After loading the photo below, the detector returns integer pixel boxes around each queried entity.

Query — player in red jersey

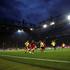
[30,40,36,53]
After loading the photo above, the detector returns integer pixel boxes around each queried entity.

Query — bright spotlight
[17,30,21,33]
[30,28,34,31]
[17,29,24,33]
[43,24,48,28]
[50,22,55,26]
[67,15,70,20]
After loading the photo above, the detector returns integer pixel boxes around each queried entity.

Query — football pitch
[0,48,70,70]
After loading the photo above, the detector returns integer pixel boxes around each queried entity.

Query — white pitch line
[0,55,70,63]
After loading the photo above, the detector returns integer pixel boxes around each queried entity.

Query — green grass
[0,58,50,70]
[0,48,70,70]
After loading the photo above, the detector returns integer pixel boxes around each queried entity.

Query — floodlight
[67,15,70,20]
[30,28,34,31]
[50,22,55,25]
[43,24,48,28]
[17,29,24,33]
[17,29,21,33]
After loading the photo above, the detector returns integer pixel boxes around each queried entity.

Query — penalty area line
[0,55,70,64]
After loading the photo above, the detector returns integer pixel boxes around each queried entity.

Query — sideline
[0,55,70,63]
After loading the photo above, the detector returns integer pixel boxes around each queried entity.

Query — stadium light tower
[43,24,48,28]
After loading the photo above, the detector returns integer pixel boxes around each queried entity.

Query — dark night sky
[0,0,70,24]
[0,0,70,48]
